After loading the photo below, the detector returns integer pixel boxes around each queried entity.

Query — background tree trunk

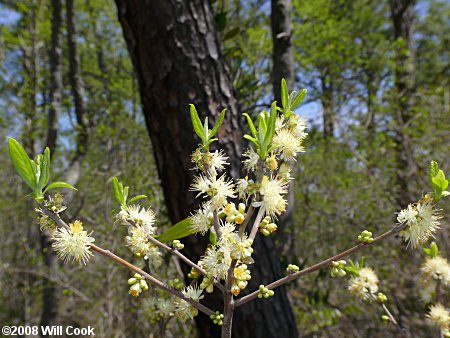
[65,0,89,191]
[115,0,298,337]
[40,0,63,331]
[270,0,296,256]
[390,0,417,205]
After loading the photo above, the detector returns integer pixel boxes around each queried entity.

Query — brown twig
[235,224,406,307]
[39,206,215,316]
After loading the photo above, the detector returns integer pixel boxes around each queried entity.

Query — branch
[249,207,266,241]
[39,206,215,316]
[234,224,406,307]
[143,230,225,292]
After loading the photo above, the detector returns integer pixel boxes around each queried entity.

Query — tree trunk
[270,0,296,256]
[271,0,295,103]
[115,1,298,337]
[390,0,417,205]
[65,0,89,191]
[321,72,335,139]
[40,0,63,331]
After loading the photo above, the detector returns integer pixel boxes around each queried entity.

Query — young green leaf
[7,137,37,190]
[281,78,289,111]
[37,148,50,191]
[209,108,226,139]
[291,89,307,109]
[243,113,257,137]
[157,218,194,242]
[190,104,205,142]
[429,160,439,181]
[128,195,148,204]
[44,181,77,193]
[112,177,125,205]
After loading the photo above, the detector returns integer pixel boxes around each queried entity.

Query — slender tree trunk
[40,0,63,331]
[390,0,417,205]
[271,0,295,102]
[65,0,89,191]
[321,72,335,139]
[270,0,296,256]
[115,1,298,337]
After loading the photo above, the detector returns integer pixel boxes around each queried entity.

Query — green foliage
[423,242,439,258]
[429,161,449,200]
[7,137,76,201]
[243,102,277,160]
[112,177,147,208]
[279,78,307,118]
[190,104,226,150]
[157,218,193,243]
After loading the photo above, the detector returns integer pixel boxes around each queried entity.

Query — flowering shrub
[8,80,450,337]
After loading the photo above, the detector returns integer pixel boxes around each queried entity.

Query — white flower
[347,267,379,301]
[127,205,156,228]
[190,174,236,208]
[230,234,253,261]
[427,303,450,330]
[209,150,228,174]
[421,256,450,286]
[290,115,308,140]
[236,178,249,200]
[126,225,160,260]
[398,200,442,249]
[175,286,204,321]
[52,221,95,265]
[243,147,260,172]
[158,299,175,317]
[189,202,213,235]
[199,246,232,280]
[273,128,304,161]
[219,221,236,244]
[255,176,288,217]
[275,116,286,132]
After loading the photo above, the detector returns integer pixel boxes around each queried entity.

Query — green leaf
[209,230,217,245]
[244,135,258,144]
[224,27,239,41]
[281,78,289,111]
[432,170,448,198]
[112,177,125,205]
[291,89,307,109]
[243,113,257,137]
[190,104,205,142]
[157,218,194,243]
[263,102,278,150]
[38,148,50,191]
[209,109,226,140]
[429,160,439,181]
[44,181,77,193]
[214,12,227,32]
[7,137,37,190]
[128,195,148,204]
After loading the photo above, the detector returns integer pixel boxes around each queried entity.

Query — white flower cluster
[175,285,204,321]
[52,220,95,265]
[347,267,379,302]
[419,255,450,303]
[397,199,442,249]
[116,204,161,266]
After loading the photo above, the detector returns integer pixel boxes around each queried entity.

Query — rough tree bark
[115,0,298,337]
[390,0,417,204]
[40,0,63,331]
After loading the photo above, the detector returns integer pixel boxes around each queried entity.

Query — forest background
[0,0,449,337]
